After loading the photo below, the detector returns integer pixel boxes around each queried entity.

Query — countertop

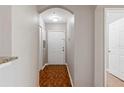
[0,57,18,64]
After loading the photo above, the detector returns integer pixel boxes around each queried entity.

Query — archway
[38,7,75,87]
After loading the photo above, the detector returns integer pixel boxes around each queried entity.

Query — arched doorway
[38,7,75,87]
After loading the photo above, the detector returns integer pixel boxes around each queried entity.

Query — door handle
[108,50,111,53]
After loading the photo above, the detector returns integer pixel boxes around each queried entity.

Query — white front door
[48,31,65,64]
[109,18,124,80]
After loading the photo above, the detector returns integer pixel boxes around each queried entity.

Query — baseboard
[64,63,74,87]
[41,63,48,70]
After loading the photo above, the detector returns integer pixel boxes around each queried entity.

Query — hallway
[39,65,72,87]
[38,7,74,87]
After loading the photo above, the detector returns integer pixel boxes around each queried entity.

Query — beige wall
[37,5,95,87]
[94,6,104,87]
[73,6,95,86]
[0,6,11,56]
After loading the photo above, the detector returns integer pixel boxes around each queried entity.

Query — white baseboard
[64,63,74,87]
[41,63,48,70]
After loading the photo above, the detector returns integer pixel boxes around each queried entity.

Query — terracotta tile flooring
[39,65,72,87]
[106,72,124,87]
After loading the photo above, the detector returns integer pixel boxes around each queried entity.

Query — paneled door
[48,31,65,64]
[109,18,124,80]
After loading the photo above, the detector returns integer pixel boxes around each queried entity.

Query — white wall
[11,6,39,86]
[95,5,124,87]
[37,5,95,87]
[0,60,19,86]
[66,15,75,83]
[0,6,11,56]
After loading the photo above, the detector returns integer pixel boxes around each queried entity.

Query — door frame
[47,30,66,64]
[38,25,43,71]
[104,8,124,87]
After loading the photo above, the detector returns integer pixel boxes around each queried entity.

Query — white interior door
[48,31,65,64]
[109,18,124,80]
[109,22,119,76]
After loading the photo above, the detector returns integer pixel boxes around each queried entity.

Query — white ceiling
[40,8,72,23]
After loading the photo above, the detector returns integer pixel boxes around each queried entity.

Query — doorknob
[108,50,111,53]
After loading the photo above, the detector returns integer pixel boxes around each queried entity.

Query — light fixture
[53,18,58,22]
[49,12,61,22]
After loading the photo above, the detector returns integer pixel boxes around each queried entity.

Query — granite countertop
[0,57,18,64]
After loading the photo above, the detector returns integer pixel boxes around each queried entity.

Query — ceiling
[40,8,72,23]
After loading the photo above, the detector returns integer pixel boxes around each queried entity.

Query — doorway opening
[104,8,124,87]
[38,7,75,87]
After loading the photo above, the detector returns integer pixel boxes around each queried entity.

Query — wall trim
[64,63,74,87]
[41,63,48,70]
